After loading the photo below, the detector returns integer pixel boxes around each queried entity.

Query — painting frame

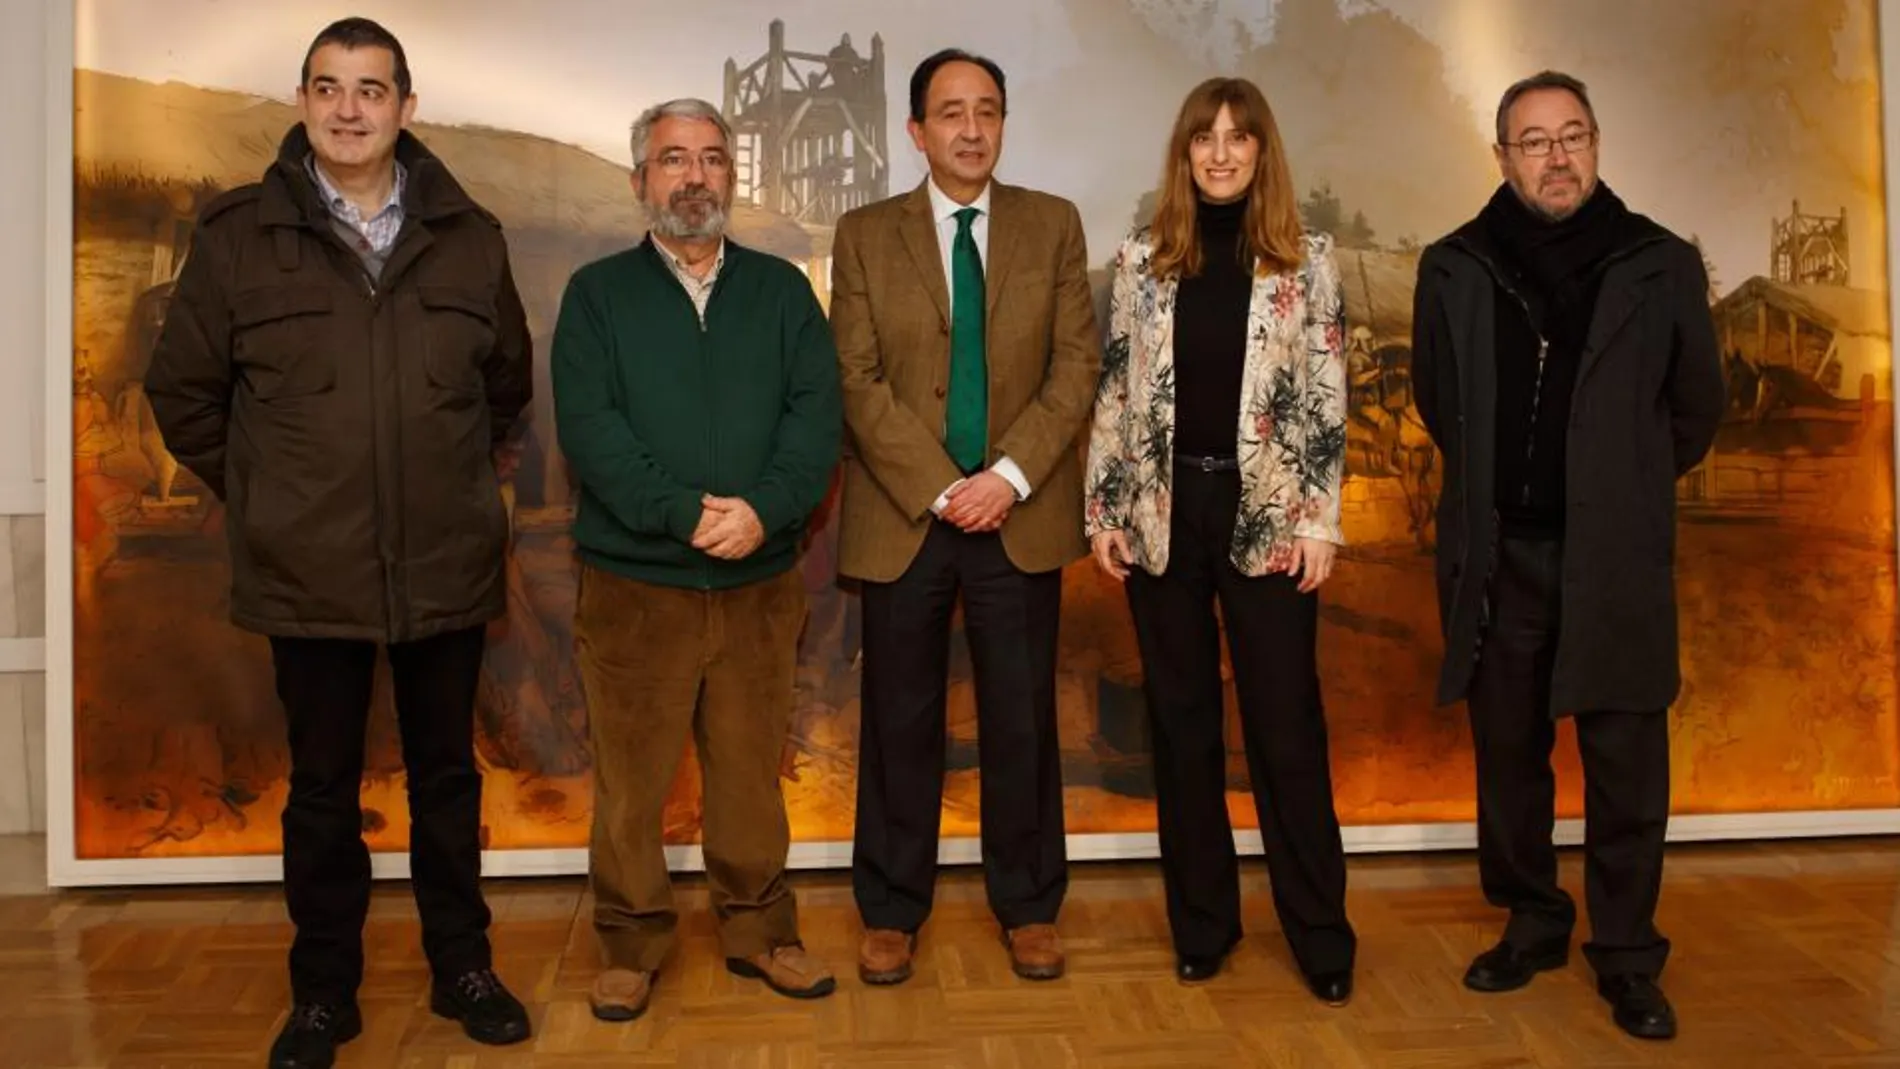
[42,0,1900,888]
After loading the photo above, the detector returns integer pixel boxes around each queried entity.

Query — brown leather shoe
[858,928,917,985]
[589,968,654,1022]
[726,943,838,999]
[1003,924,1065,980]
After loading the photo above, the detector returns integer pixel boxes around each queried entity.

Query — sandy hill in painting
[73,68,813,258]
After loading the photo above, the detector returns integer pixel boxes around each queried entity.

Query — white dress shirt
[923,177,1030,512]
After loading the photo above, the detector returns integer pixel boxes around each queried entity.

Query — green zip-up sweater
[552,237,842,589]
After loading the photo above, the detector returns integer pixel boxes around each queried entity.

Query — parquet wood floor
[3,835,1897,1067]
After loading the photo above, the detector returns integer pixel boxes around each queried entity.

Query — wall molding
[0,481,45,518]
[0,641,45,672]
[0,638,45,674]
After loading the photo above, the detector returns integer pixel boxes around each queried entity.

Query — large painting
[53,0,1900,878]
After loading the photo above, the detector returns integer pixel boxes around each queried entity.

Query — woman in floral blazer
[1083,76,1355,1005]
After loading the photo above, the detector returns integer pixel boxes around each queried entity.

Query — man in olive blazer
[829,47,1100,985]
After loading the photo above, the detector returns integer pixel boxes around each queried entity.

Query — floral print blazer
[1084,227,1349,577]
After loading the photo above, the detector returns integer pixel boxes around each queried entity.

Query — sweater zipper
[699,313,713,590]
[650,238,728,591]
[1519,331,1550,508]
[699,267,727,591]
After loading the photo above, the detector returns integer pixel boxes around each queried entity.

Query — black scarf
[1477,181,1630,340]
[1475,181,1633,539]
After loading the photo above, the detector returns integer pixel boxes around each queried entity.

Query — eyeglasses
[1502,128,1597,157]
[644,150,732,176]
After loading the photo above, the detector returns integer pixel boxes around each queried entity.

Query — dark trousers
[1467,537,1672,977]
[853,521,1067,931]
[1123,465,1355,974]
[270,625,493,1004]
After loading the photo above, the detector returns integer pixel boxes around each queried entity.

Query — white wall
[0,0,52,835]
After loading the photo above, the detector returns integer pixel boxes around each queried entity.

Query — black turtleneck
[1173,197,1252,459]
[1477,183,1633,538]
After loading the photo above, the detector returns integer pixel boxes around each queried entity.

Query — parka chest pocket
[419,285,496,398]
[232,287,337,400]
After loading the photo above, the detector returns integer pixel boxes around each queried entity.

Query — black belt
[1174,451,1239,472]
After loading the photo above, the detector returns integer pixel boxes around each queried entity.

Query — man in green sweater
[551,97,843,1021]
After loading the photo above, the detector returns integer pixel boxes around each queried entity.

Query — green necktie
[946,206,988,473]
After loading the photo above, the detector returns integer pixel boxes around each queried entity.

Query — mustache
[650,184,729,239]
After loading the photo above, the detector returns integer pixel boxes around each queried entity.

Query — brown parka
[144,125,532,643]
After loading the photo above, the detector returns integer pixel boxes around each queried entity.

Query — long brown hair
[1148,77,1304,280]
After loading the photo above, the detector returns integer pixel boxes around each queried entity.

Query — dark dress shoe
[431,968,532,1046]
[1303,968,1353,1006]
[1463,938,1569,993]
[1175,952,1226,983]
[1598,974,1677,1040]
[268,1002,361,1069]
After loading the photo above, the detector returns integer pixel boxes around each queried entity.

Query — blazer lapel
[984,184,1021,323]
[1234,269,1273,442]
[899,184,951,326]
[1151,272,1180,396]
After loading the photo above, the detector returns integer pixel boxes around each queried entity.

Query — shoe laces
[289,1003,339,1032]
[455,968,504,1003]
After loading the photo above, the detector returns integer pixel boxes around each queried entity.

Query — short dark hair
[908,48,1007,124]
[301,17,412,100]
[1494,70,1594,144]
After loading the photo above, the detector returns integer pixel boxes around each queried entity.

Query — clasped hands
[691,494,765,560]
[937,471,1017,533]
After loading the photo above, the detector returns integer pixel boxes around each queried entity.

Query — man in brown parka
[143,18,533,1069]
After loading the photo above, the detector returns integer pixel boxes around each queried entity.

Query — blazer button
[939,321,950,335]
[934,385,948,399]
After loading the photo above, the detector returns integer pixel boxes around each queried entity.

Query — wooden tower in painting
[1771,200,1851,286]
[722,20,889,228]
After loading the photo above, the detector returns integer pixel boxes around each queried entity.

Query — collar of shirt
[305,154,406,231]
[655,237,726,288]
[926,176,992,229]
[927,177,991,304]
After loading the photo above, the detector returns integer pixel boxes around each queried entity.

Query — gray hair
[1494,70,1596,145]
[629,97,733,170]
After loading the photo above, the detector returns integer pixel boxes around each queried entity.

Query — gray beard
[648,197,729,240]
[1517,176,1597,222]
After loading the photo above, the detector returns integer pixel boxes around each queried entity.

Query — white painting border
[44,0,1900,887]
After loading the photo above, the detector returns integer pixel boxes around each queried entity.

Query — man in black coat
[1410,70,1725,1041]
